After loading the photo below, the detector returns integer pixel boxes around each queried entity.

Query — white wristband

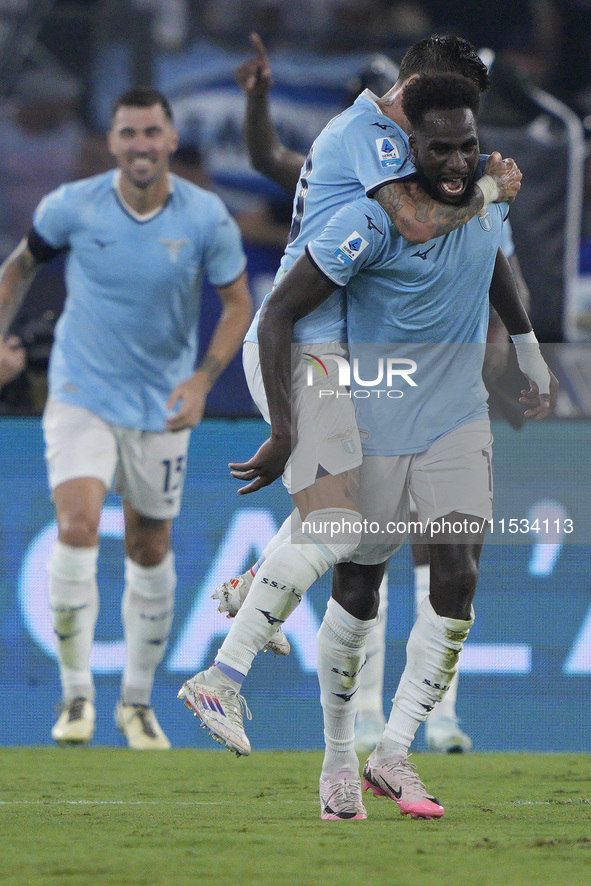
[510,331,551,395]
[476,175,500,214]
[510,331,538,345]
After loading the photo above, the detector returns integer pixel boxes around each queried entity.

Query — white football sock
[262,510,301,560]
[48,540,99,703]
[214,545,327,677]
[319,597,378,776]
[357,572,388,722]
[121,552,176,705]
[414,562,460,722]
[429,665,460,720]
[232,508,302,592]
[237,511,302,587]
[214,508,362,679]
[376,597,473,759]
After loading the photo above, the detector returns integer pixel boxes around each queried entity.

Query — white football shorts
[242,340,362,495]
[352,419,494,564]
[43,400,191,519]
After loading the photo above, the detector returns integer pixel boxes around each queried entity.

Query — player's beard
[414,160,478,207]
[125,153,166,190]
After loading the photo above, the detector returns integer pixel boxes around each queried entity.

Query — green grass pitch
[0,749,589,886]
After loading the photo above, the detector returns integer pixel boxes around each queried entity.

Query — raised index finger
[249,32,269,66]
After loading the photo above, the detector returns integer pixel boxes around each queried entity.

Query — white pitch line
[2,799,581,809]
[512,800,588,806]
[0,799,230,806]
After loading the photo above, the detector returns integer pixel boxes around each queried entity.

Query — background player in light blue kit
[0,86,253,749]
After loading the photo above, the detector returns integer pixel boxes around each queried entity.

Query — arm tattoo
[375,184,408,232]
[197,353,224,386]
[376,181,485,239]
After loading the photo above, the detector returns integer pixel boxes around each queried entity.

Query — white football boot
[178,671,252,756]
[320,771,367,820]
[115,702,171,750]
[52,697,96,746]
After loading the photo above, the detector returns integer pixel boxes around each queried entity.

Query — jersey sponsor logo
[478,211,493,232]
[334,231,369,265]
[371,121,391,131]
[365,215,384,235]
[411,243,437,261]
[376,136,401,168]
[160,238,190,263]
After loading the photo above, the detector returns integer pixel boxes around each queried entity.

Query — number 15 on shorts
[162,456,186,493]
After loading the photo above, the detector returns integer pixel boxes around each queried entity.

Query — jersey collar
[356,89,384,114]
[112,170,174,222]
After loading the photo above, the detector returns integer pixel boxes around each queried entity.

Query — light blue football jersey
[33,171,246,431]
[245,90,416,345]
[307,192,507,454]
[500,216,515,259]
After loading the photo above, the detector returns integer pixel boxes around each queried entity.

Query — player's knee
[57,511,101,548]
[332,561,383,620]
[127,539,170,568]
[430,556,478,619]
[125,517,170,567]
[435,558,479,595]
[299,508,363,565]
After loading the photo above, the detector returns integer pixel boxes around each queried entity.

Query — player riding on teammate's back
[177,37,547,819]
